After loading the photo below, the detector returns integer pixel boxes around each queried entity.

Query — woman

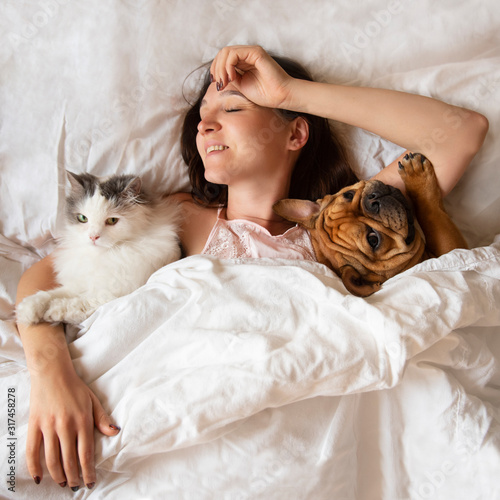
[16,45,488,490]
[176,49,358,260]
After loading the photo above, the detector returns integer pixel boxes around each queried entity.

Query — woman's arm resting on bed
[16,255,119,490]
[210,45,489,196]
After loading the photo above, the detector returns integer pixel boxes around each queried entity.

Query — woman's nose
[197,114,220,134]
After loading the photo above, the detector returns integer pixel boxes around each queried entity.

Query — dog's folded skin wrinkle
[405,222,416,245]
[274,153,466,296]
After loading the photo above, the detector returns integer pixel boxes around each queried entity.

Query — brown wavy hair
[181,55,358,205]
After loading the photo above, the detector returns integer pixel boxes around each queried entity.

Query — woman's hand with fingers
[27,370,119,491]
[210,45,295,109]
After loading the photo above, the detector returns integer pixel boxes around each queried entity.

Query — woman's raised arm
[283,79,488,195]
[210,45,489,196]
[16,255,119,491]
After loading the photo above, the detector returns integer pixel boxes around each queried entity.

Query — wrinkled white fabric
[1,240,500,499]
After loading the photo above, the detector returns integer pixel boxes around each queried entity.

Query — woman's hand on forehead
[210,45,294,110]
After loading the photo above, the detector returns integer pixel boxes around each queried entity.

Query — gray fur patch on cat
[65,172,147,223]
[99,175,147,207]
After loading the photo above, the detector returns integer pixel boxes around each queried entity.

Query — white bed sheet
[1,1,500,499]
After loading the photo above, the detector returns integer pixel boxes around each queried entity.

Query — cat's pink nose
[90,235,100,243]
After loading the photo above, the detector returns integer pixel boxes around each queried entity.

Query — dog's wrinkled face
[274,180,426,296]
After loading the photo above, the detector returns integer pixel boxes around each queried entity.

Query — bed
[1,1,500,498]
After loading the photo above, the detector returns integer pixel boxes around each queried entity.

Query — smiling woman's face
[196,82,296,188]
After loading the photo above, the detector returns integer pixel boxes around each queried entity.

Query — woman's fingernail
[87,482,96,489]
[33,476,41,485]
[219,79,223,91]
[109,424,121,431]
[59,481,67,487]
[209,73,214,83]
[71,485,80,492]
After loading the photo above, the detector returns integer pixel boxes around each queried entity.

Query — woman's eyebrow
[220,89,249,100]
[200,90,251,108]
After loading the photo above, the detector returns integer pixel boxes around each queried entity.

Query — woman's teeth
[207,145,228,154]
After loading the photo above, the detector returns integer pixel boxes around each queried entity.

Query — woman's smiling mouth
[206,145,229,154]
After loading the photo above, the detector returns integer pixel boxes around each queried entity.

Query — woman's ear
[288,117,309,151]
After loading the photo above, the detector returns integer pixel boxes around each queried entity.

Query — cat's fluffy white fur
[16,172,182,325]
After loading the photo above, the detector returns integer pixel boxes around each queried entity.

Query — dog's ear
[273,199,321,229]
[340,266,382,297]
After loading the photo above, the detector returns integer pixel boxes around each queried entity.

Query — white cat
[16,172,182,325]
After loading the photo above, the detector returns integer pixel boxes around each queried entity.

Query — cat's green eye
[77,214,88,223]
[106,217,119,226]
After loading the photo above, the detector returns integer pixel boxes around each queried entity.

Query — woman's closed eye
[224,108,241,113]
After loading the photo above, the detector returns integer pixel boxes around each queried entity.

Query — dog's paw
[398,152,441,202]
[43,297,95,325]
[16,291,52,325]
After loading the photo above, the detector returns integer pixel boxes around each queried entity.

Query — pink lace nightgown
[202,207,316,261]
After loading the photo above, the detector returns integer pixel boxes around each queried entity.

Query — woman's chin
[204,170,231,186]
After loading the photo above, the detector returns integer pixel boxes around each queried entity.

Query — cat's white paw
[16,291,52,325]
[43,297,96,325]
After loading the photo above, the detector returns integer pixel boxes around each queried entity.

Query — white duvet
[2,240,500,499]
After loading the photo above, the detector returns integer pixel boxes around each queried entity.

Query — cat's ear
[125,177,142,197]
[67,171,85,192]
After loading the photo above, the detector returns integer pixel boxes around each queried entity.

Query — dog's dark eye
[367,228,380,249]
[343,190,355,201]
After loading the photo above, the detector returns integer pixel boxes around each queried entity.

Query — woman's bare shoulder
[167,192,214,217]
[167,192,219,256]
[167,192,194,203]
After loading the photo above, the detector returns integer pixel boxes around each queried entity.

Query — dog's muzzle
[362,181,416,244]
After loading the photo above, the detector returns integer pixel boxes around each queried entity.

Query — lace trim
[202,209,316,260]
